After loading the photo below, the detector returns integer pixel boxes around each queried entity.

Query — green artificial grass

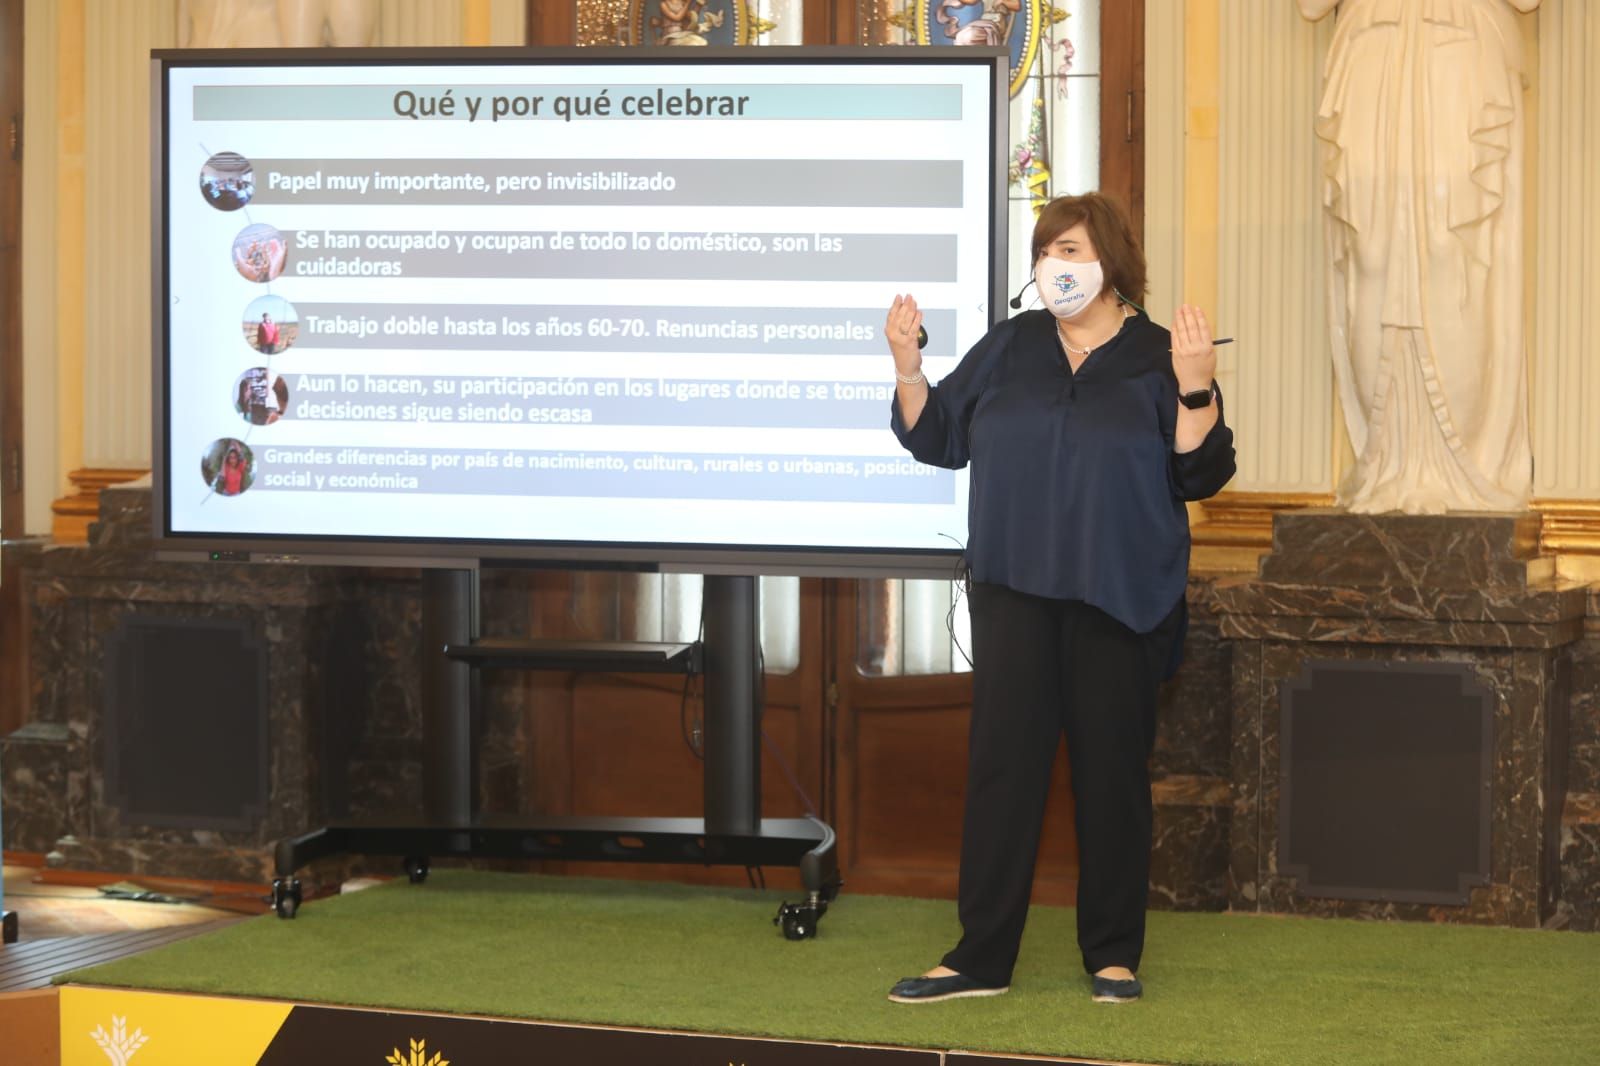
[63,870,1600,1066]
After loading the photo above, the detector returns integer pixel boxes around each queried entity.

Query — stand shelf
[443,637,702,674]
[272,571,840,939]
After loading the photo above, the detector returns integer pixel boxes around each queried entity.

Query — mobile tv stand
[271,571,841,940]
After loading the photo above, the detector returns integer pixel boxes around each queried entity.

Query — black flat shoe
[1091,974,1142,1003]
[888,972,1009,1004]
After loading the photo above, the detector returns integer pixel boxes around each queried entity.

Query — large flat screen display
[155,48,1008,573]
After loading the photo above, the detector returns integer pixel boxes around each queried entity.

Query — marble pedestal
[1560,587,1600,933]
[0,484,540,884]
[1212,511,1587,927]
[1,485,347,882]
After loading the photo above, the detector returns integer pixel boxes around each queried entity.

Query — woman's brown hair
[1030,193,1148,308]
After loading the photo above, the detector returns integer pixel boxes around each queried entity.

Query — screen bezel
[151,46,1009,576]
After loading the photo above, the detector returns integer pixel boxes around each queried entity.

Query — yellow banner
[61,987,292,1066]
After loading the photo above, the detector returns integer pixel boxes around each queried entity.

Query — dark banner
[61,987,1119,1066]
[258,1005,941,1066]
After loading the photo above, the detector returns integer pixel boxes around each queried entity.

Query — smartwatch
[1179,382,1216,410]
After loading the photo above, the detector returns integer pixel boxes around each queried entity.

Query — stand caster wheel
[403,856,430,884]
[271,877,302,919]
[773,896,826,940]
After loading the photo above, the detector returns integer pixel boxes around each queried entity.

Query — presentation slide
[162,54,1002,562]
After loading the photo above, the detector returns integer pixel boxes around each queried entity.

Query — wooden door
[504,573,828,891]
[0,0,25,737]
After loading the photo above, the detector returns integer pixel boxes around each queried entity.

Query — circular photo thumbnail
[202,438,255,497]
[200,151,254,211]
[233,367,290,426]
[242,294,298,354]
[232,222,287,283]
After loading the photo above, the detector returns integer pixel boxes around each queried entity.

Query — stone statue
[1298,0,1538,514]
[178,0,379,48]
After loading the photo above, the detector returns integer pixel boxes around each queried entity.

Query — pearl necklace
[1058,305,1132,357]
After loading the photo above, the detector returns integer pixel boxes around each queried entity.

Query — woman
[883,193,1235,1005]
[236,367,285,426]
[214,445,248,496]
[256,312,281,355]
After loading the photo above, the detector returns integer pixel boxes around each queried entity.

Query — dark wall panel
[103,615,269,831]
[1280,660,1493,904]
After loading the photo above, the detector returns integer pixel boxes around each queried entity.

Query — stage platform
[48,871,1600,1066]
[57,985,1144,1066]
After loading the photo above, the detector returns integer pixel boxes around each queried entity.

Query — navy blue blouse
[890,309,1236,636]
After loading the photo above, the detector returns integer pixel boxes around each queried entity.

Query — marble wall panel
[74,597,335,857]
[86,485,152,548]
[1212,580,1587,631]
[1559,821,1599,932]
[1259,512,1540,588]
[340,575,425,821]
[1227,639,1263,910]
[3,486,364,876]
[1155,604,1233,780]
[1504,650,1550,909]
[27,572,84,728]
[344,756,425,822]
[1543,653,1572,921]
[1239,641,1558,926]
[1573,678,1600,749]
[49,833,274,886]
[1217,611,1581,650]
[0,723,71,852]
[1149,801,1229,911]
[8,538,552,877]
[314,597,370,821]
[479,570,540,817]
[1556,614,1595,932]
[1571,746,1600,804]
[1254,641,1292,900]
[1250,882,1521,924]
[1567,634,1600,795]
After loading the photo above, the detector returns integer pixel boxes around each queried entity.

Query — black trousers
[941,582,1178,986]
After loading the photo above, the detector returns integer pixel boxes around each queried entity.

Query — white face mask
[1034,256,1104,320]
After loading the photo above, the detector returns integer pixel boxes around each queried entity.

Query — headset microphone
[1008,277,1036,309]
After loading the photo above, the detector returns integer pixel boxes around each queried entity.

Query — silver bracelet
[895,368,925,386]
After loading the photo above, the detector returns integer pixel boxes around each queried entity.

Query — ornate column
[82,0,178,471]
[1529,0,1600,930]
[1530,0,1600,578]
[1143,0,1183,323]
[44,0,179,541]
[375,0,460,44]
[1216,0,1331,495]
[20,0,64,536]
[1189,1,1336,569]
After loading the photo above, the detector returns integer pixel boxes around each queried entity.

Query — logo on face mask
[1034,255,1104,319]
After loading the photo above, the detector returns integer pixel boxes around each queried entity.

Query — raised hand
[1171,304,1217,394]
[884,294,925,380]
